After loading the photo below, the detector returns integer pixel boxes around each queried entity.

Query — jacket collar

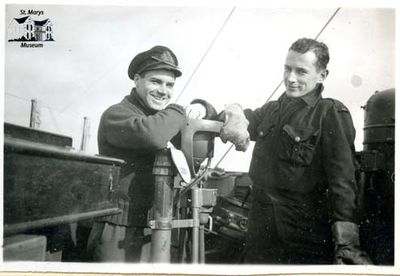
[126,88,158,115]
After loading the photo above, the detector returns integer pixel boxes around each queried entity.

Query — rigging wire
[58,8,187,114]
[265,7,341,105]
[174,7,236,103]
[214,7,341,168]
[7,8,188,133]
[5,92,84,121]
[42,106,62,132]
[5,92,31,102]
[214,143,235,169]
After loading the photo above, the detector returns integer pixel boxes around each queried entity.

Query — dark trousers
[243,198,332,264]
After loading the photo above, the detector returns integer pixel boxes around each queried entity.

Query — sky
[3,3,396,172]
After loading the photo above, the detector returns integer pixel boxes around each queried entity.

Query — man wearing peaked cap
[86,45,217,262]
[128,45,182,79]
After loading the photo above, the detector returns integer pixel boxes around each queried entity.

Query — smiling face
[134,70,176,110]
[283,50,328,98]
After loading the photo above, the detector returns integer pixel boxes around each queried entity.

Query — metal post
[72,116,91,248]
[80,117,90,151]
[191,187,201,263]
[29,99,41,129]
[199,225,205,263]
[150,149,175,263]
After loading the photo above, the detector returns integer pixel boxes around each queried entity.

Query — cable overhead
[58,8,185,114]
[174,7,236,103]
[215,7,341,167]
[5,92,83,120]
[264,7,341,104]
[5,92,31,102]
[314,8,341,40]
[48,7,236,119]
[214,143,235,169]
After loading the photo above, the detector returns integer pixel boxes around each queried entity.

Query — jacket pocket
[279,124,320,166]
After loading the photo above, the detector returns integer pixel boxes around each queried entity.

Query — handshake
[185,102,250,152]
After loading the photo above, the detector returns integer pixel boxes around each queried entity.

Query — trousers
[244,197,332,264]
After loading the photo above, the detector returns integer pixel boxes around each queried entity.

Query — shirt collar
[280,84,323,107]
[302,84,323,107]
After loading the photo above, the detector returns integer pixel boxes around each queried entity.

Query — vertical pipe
[151,149,175,263]
[191,187,200,263]
[199,225,205,263]
[177,204,187,262]
[29,98,41,129]
[80,116,90,151]
[178,228,187,262]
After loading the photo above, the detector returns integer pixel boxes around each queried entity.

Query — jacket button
[294,136,301,142]
[259,131,264,137]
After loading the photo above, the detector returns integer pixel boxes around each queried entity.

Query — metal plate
[169,143,191,184]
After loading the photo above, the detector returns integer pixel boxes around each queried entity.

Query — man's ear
[318,69,329,83]
[133,73,141,86]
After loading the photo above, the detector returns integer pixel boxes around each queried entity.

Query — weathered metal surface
[359,88,395,265]
[5,122,73,147]
[180,119,222,176]
[4,208,121,236]
[363,88,395,145]
[3,234,47,261]
[204,171,251,242]
[150,149,175,263]
[4,136,124,235]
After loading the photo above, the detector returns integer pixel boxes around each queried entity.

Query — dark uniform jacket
[244,84,359,253]
[97,88,187,227]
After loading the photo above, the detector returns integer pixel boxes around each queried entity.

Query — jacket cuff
[332,221,360,246]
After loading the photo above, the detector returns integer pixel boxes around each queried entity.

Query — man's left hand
[185,103,207,119]
[332,221,373,265]
[334,245,373,265]
[220,103,250,152]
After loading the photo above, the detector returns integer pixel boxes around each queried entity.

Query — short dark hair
[289,38,330,71]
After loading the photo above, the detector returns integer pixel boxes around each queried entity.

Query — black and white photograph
[1,1,397,275]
